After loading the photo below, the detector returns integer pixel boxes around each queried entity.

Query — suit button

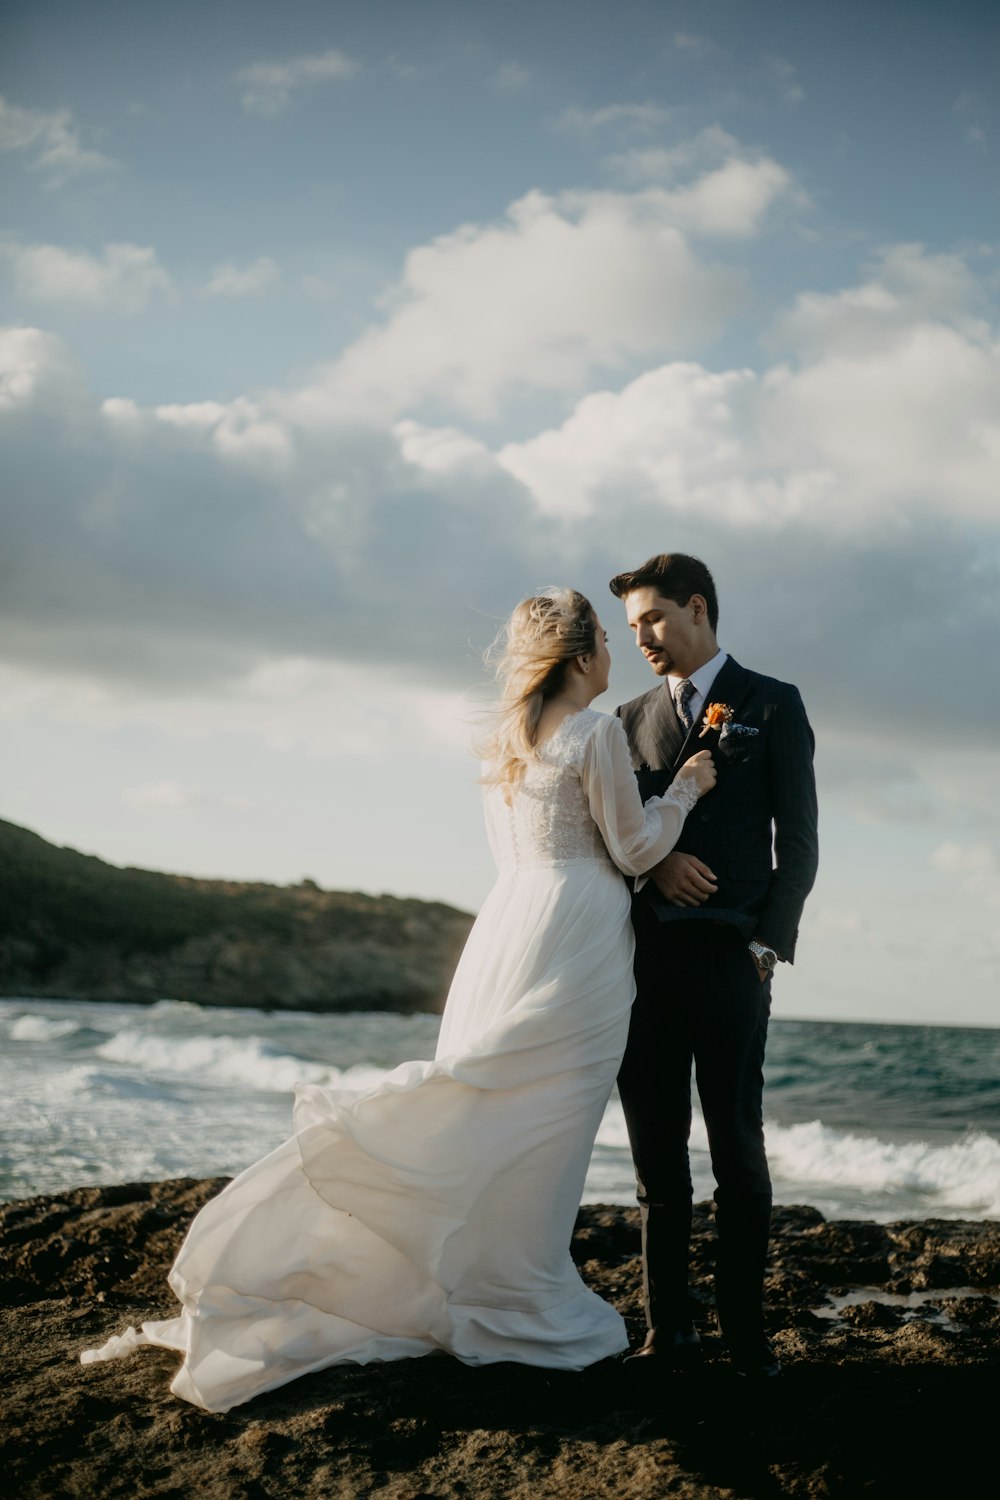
[699,812,710,822]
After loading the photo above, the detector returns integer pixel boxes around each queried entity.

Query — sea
[2,997,998,1223]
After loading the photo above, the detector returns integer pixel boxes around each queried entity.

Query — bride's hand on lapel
[677,748,716,797]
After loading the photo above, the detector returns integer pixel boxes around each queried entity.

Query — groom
[609,553,818,1378]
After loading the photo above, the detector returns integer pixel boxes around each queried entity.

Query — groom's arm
[754,684,819,963]
[614,701,718,905]
[646,851,718,906]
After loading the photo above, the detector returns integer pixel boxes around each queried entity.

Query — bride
[81,588,715,1412]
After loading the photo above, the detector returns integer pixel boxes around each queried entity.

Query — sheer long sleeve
[580,714,699,877]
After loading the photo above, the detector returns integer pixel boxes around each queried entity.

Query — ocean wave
[595,1097,712,1154]
[94,1029,389,1096]
[53,1064,105,1096]
[9,1014,80,1042]
[51,1064,177,1102]
[765,1119,1000,1218]
[595,1104,1000,1217]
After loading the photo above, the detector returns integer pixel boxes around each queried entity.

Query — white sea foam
[763,1118,1000,1218]
[5,1000,999,1223]
[595,1102,1000,1217]
[52,1064,103,1096]
[595,1096,711,1154]
[95,1029,388,1096]
[9,1014,80,1042]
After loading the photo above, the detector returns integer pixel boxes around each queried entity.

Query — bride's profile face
[590,617,612,696]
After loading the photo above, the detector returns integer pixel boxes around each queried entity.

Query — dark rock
[2,1182,998,1499]
[770,1204,827,1232]
[841,1299,903,1329]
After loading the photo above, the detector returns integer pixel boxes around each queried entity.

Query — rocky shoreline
[3,1179,998,1499]
[0,816,473,1013]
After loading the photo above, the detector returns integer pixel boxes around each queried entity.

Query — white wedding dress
[81,709,698,1412]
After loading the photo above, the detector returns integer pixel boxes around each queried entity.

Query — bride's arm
[580,716,711,877]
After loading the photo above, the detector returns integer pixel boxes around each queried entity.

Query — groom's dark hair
[608,553,719,631]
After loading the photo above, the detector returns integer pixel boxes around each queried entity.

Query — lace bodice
[484,708,699,876]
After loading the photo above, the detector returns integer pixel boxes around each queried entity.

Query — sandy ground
[2,1177,998,1499]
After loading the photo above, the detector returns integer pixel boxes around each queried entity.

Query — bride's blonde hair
[480,587,598,791]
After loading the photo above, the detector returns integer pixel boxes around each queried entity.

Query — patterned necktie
[673,678,696,732]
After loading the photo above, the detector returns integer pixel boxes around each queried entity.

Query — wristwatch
[748,940,778,974]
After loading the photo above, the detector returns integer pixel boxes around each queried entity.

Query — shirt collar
[667,649,728,701]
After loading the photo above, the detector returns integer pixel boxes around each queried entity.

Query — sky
[1,0,998,1026]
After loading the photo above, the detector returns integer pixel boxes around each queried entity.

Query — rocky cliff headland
[0,817,473,1013]
[2,1180,998,1498]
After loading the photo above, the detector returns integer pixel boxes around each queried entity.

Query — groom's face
[623,587,700,678]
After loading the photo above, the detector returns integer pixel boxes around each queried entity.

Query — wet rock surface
[2,1180,998,1498]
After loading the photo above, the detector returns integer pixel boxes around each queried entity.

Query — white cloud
[481,242,1000,534]
[385,55,422,80]
[2,240,170,311]
[670,33,719,57]
[556,102,670,134]
[0,95,117,182]
[659,42,807,120]
[490,62,531,93]
[764,54,805,106]
[0,325,81,410]
[932,844,1000,911]
[1,658,476,762]
[498,362,761,519]
[650,156,796,236]
[282,139,795,423]
[151,400,229,429]
[2,229,998,751]
[238,49,359,118]
[763,248,1000,524]
[122,779,192,809]
[204,256,280,298]
[954,91,990,148]
[148,395,293,468]
[604,129,803,234]
[774,243,986,355]
[285,181,756,422]
[394,419,494,477]
[605,125,742,184]
[117,778,251,813]
[764,323,1000,523]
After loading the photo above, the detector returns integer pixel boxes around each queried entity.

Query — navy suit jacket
[616,656,818,962]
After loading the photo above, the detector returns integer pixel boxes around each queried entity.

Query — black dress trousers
[617,909,773,1342]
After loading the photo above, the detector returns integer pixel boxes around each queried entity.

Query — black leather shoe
[623,1327,701,1366]
[729,1338,781,1378]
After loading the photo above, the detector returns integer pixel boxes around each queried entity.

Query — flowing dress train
[81,708,698,1411]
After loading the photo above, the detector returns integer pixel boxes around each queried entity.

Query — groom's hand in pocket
[650,851,718,907]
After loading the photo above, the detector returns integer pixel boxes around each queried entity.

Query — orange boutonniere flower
[699,702,734,738]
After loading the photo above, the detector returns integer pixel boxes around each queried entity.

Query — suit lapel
[670,656,753,771]
[642,683,685,769]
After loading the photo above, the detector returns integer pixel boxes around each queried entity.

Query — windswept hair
[480,588,598,793]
